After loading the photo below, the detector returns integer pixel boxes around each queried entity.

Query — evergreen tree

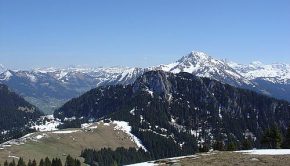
[226,141,237,151]
[199,143,210,152]
[31,160,37,166]
[213,141,224,151]
[242,137,253,150]
[261,125,282,149]
[65,155,75,166]
[282,124,290,149]
[17,158,26,166]
[31,159,37,166]
[44,157,51,166]
[39,159,44,166]
[51,158,62,166]
[27,160,32,166]
[4,161,8,166]
[9,160,16,166]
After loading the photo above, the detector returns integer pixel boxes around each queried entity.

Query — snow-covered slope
[228,61,290,101]
[228,61,290,84]
[0,64,6,73]
[154,52,253,87]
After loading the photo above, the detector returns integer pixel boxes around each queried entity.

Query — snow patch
[52,130,80,134]
[112,121,147,152]
[30,115,61,132]
[126,162,157,166]
[236,149,290,155]
[130,108,136,116]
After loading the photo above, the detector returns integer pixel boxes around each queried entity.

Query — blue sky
[0,0,289,69]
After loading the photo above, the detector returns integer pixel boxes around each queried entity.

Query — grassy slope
[151,151,290,166]
[0,123,136,165]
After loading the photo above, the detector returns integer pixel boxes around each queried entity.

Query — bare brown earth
[152,151,290,166]
[0,123,136,165]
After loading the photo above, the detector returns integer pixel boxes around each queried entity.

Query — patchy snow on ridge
[0,133,47,147]
[228,61,290,84]
[112,121,147,152]
[30,115,61,132]
[52,130,80,134]
[236,149,290,155]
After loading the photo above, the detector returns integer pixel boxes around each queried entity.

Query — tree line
[0,156,81,166]
[81,147,151,166]
[209,124,290,151]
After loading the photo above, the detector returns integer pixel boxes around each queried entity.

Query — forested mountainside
[55,70,290,159]
[0,84,43,143]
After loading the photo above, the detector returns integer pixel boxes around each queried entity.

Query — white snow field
[236,149,290,155]
[112,121,147,151]
[126,162,157,166]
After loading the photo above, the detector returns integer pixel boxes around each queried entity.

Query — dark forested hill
[54,70,290,159]
[0,84,43,143]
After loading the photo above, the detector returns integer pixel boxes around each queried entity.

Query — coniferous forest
[54,71,290,165]
[0,84,43,143]
[0,156,80,166]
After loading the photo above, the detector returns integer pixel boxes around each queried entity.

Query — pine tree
[261,125,282,149]
[242,137,253,150]
[27,160,32,166]
[9,160,16,166]
[213,141,224,151]
[282,124,290,149]
[199,143,210,152]
[17,158,26,166]
[31,160,37,166]
[39,159,44,166]
[226,141,237,151]
[65,155,74,166]
[4,161,8,166]
[44,157,51,166]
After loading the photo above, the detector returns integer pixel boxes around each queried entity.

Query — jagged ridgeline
[54,71,290,158]
[0,84,43,143]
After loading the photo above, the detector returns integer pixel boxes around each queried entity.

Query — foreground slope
[0,84,43,143]
[129,150,290,166]
[0,122,137,164]
[55,70,290,159]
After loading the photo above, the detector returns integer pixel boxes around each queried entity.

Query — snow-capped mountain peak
[178,51,210,64]
[155,51,252,87]
[0,70,13,81]
[0,64,6,74]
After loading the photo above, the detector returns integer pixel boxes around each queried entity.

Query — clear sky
[0,0,289,69]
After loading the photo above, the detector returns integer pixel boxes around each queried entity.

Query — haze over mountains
[1,51,290,114]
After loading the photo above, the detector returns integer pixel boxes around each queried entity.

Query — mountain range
[54,70,290,159]
[1,51,290,114]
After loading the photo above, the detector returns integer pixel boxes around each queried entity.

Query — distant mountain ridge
[1,51,290,113]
